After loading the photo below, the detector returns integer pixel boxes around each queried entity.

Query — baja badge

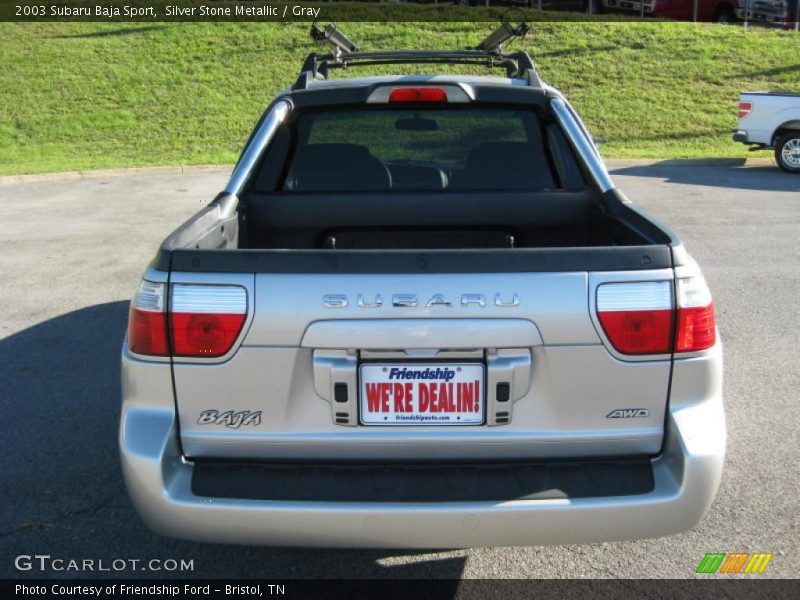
[196,410,262,429]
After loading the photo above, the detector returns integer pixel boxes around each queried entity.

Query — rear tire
[714,6,736,24]
[775,132,800,174]
[582,0,604,14]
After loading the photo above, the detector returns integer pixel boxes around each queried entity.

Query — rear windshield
[251,107,584,193]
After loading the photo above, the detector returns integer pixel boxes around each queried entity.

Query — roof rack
[293,21,542,91]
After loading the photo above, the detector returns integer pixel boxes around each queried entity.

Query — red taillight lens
[738,101,752,119]
[128,281,169,356]
[128,308,169,356]
[598,309,674,355]
[596,281,674,355]
[675,277,716,352]
[169,284,247,358]
[171,312,246,357]
[676,305,716,352]
[388,87,448,104]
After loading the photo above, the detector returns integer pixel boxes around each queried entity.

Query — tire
[582,0,604,14]
[714,6,736,23]
[775,132,800,174]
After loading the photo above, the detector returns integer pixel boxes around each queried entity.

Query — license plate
[359,363,485,426]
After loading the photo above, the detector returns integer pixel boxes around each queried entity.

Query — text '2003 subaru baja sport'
[120,24,725,548]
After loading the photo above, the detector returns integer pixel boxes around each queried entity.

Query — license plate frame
[358,362,486,426]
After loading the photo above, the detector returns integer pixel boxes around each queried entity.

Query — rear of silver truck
[119,77,725,548]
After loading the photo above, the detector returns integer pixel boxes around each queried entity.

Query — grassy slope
[0,19,798,175]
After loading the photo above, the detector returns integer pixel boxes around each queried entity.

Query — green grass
[1,17,798,175]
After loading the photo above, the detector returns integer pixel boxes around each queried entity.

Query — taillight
[170,284,247,357]
[597,282,674,355]
[388,87,448,104]
[127,281,247,358]
[675,277,716,352]
[596,278,717,356]
[738,101,752,119]
[128,281,169,356]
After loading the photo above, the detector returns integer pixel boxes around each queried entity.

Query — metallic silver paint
[119,342,725,547]
[300,319,542,350]
[169,343,670,460]
[247,273,596,347]
[550,98,614,193]
[225,100,291,196]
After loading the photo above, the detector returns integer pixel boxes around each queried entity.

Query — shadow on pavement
[609,162,799,192]
[0,301,129,533]
[0,302,468,579]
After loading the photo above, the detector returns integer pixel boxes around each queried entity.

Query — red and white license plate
[359,363,485,426]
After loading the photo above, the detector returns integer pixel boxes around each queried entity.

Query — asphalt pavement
[0,163,798,579]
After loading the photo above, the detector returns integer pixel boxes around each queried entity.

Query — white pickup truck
[733,91,800,173]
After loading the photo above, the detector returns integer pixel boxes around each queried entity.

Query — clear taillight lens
[169,284,247,357]
[128,281,169,356]
[675,277,716,352]
[597,281,674,355]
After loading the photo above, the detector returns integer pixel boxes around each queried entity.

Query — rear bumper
[732,129,749,144]
[120,382,725,548]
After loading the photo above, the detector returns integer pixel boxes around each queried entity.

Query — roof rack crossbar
[292,50,539,91]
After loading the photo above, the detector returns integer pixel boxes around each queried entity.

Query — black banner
[3,0,786,23]
[4,579,800,600]
[5,1,577,23]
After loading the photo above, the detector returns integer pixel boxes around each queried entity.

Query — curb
[0,157,777,185]
[605,157,776,168]
[0,164,232,185]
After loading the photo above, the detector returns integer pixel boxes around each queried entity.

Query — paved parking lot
[0,163,797,578]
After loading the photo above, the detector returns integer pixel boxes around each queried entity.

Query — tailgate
[170,269,675,461]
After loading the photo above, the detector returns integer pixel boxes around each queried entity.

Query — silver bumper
[120,350,725,548]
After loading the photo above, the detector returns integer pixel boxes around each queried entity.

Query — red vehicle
[596,0,740,22]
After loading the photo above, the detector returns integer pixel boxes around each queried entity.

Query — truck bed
[155,187,677,274]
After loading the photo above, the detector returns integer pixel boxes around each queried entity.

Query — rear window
[252,107,584,193]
